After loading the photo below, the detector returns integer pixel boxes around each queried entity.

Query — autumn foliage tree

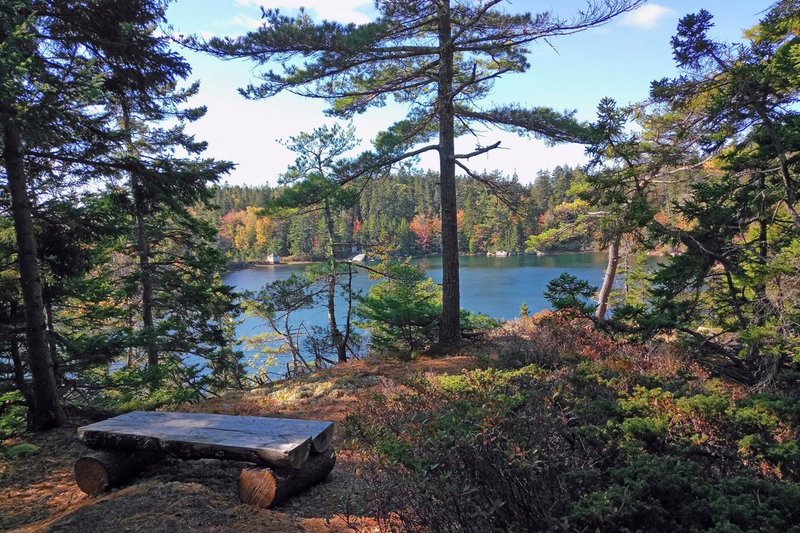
[409,213,442,255]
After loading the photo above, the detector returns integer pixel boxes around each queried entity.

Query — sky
[164,1,775,186]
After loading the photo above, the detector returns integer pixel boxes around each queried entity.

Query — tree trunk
[1,112,65,431]
[342,263,355,359]
[595,234,621,321]
[122,106,158,371]
[9,303,33,407]
[74,450,162,496]
[239,449,336,508]
[747,174,770,365]
[133,179,157,369]
[323,201,346,362]
[437,0,460,347]
[45,297,59,377]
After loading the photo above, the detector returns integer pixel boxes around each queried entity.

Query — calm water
[223,253,612,376]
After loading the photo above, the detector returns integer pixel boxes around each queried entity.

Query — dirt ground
[0,355,482,532]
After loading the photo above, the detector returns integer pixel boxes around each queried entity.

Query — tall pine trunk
[132,177,157,369]
[122,106,158,371]
[747,173,770,366]
[437,0,460,346]
[1,113,64,430]
[323,201,346,362]
[595,235,621,321]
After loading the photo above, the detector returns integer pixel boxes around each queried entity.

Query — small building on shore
[266,253,281,264]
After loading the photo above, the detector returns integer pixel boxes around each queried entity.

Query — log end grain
[239,449,336,508]
[74,455,110,497]
[74,450,162,496]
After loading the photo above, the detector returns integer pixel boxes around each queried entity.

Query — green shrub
[620,416,669,445]
[676,393,731,418]
[347,315,800,531]
[544,272,597,315]
[347,366,602,532]
[570,456,800,532]
[356,261,501,356]
[0,391,27,438]
[355,261,441,355]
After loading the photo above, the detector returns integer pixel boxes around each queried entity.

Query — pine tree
[196,0,641,346]
[271,124,361,362]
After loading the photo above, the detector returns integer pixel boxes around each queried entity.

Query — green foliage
[459,310,500,334]
[0,391,26,438]
[0,1,243,428]
[349,313,800,531]
[356,261,441,355]
[346,363,588,531]
[81,360,206,412]
[631,3,800,381]
[571,456,800,532]
[544,272,597,315]
[244,273,320,374]
[211,169,557,262]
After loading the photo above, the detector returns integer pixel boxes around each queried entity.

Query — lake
[223,253,615,377]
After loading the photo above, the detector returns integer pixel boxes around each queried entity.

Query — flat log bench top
[77,411,334,470]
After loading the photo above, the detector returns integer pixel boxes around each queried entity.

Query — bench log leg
[239,449,335,508]
[74,450,162,496]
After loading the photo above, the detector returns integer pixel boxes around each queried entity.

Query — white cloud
[227,14,265,29]
[234,0,374,24]
[620,4,675,29]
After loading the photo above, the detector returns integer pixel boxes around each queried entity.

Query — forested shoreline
[209,165,595,263]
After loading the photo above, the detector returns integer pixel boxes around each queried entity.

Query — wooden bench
[75,411,335,508]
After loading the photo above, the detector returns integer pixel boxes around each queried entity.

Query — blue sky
[165,1,774,185]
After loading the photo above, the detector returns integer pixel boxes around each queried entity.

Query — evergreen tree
[631,2,800,378]
[0,1,237,427]
[271,124,361,362]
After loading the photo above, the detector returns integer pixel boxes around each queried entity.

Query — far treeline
[0,0,798,442]
[209,165,604,262]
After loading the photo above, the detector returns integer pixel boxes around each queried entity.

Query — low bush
[347,315,800,531]
[0,390,27,437]
[346,366,600,532]
[570,457,800,532]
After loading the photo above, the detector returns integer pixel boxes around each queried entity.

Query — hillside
[3,315,799,532]
[1,354,482,532]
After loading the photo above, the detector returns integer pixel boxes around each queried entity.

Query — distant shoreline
[224,249,639,273]
[226,260,314,272]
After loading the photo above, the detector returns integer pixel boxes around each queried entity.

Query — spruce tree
[634,2,800,376]
[0,0,235,427]
[0,0,117,429]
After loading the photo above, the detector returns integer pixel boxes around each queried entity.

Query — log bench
[74,411,335,508]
